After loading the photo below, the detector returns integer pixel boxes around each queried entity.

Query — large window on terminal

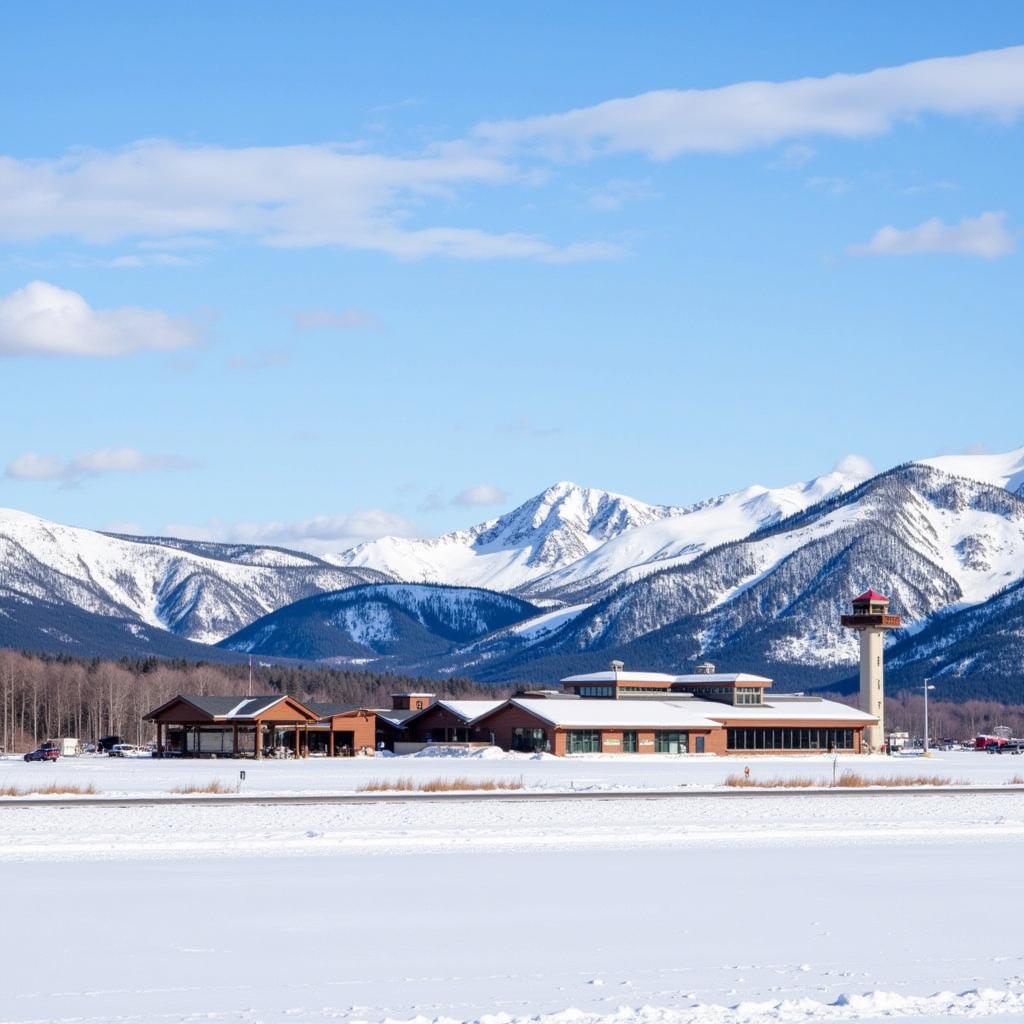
[621,730,637,753]
[565,730,602,753]
[654,730,689,754]
[734,687,764,705]
[727,727,854,750]
[511,727,548,753]
[576,685,614,698]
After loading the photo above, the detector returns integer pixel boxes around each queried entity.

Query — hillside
[0,508,390,644]
[219,583,541,662]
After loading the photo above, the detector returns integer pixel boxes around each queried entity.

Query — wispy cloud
[453,483,508,507]
[418,482,509,514]
[849,211,1015,259]
[164,509,419,555]
[586,177,660,211]
[476,46,1024,159]
[5,447,192,484]
[0,140,617,263]
[0,280,201,357]
[293,307,383,331]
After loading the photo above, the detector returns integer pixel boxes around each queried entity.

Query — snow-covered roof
[678,697,877,724]
[431,699,506,723]
[674,673,773,685]
[146,694,311,721]
[561,671,676,684]
[560,671,773,686]
[506,698,723,729]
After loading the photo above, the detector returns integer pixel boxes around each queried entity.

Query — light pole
[922,679,936,756]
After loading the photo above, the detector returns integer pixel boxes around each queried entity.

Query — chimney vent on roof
[610,660,625,675]
[694,661,716,675]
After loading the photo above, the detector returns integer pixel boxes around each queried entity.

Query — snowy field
[2,748,1023,798]
[3,764,1024,1024]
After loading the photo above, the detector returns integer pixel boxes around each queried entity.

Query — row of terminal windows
[727,727,855,750]
[689,685,764,705]
[563,729,706,754]
[576,685,615,697]
[734,687,764,705]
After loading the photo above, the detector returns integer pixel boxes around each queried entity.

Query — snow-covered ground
[1,748,1022,798]
[2,782,1024,1024]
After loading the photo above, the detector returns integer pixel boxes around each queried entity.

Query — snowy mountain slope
[218,583,540,662]
[434,464,1024,689]
[519,467,873,602]
[918,446,1024,495]
[0,508,390,644]
[328,482,684,592]
[331,468,871,601]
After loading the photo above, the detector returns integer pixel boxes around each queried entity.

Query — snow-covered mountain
[330,468,873,601]
[4,447,1024,699]
[417,461,1024,693]
[0,508,389,645]
[219,583,540,662]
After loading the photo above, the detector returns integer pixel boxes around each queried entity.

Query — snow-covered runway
[2,781,1024,1023]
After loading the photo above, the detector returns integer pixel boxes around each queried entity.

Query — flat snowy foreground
[2,748,1022,797]
[2,787,1024,1024]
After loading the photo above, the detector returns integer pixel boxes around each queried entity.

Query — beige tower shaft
[858,628,885,752]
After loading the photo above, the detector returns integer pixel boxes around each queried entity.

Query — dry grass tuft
[1007,775,1024,786]
[724,771,965,789]
[0,782,98,797]
[357,775,524,793]
[170,780,233,795]
[836,771,961,788]
[724,774,817,788]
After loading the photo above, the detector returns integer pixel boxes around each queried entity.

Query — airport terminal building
[146,663,876,757]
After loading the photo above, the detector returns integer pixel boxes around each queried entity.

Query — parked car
[24,746,60,762]
[97,735,124,754]
[109,743,149,758]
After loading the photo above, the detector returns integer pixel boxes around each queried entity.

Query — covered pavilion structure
[145,694,320,759]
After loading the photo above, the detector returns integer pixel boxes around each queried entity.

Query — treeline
[827,691,1024,741]
[0,648,509,752]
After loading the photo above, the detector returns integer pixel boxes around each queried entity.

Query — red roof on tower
[853,589,889,603]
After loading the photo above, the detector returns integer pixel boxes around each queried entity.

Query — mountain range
[3,447,1024,699]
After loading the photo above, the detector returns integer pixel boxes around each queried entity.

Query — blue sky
[1,1,1023,551]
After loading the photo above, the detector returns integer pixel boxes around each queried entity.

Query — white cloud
[164,509,419,555]
[849,211,1015,259]
[476,46,1024,159]
[5,447,191,483]
[833,454,876,479]
[0,140,616,262]
[0,280,201,357]
[293,307,384,331]
[453,483,508,507]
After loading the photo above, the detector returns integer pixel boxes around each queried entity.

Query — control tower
[841,589,901,752]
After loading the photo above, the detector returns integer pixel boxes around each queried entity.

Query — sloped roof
[145,694,315,721]
[854,589,889,603]
[375,708,420,727]
[504,698,723,729]
[561,671,676,684]
[309,702,366,719]
[679,696,877,724]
